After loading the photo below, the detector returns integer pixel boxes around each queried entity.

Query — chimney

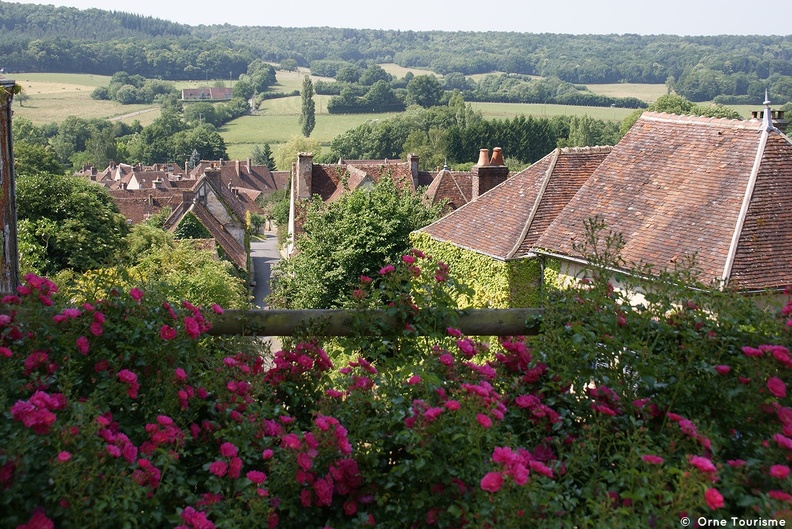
[408,153,418,189]
[246,158,251,172]
[472,147,509,200]
[295,152,313,200]
[475,148,490,167]
[235,159,240,176]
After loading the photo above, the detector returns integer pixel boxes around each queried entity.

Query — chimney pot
[490,147,505,166]
[475,148,490,167]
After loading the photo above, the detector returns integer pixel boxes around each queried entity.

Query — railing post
[0,80,19,295]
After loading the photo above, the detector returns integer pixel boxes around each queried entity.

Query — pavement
[250,231,282,308]
[249,232,283,360]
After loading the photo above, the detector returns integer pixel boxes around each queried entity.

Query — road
[250,232,281,308]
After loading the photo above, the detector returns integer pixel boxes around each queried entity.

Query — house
[181,87,233,101]
[287,149,510,253]
[81,159,288,271]
[416,102,792,306]
[162,167,255,270]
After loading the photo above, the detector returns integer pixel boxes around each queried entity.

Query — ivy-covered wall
[410,232,545,308]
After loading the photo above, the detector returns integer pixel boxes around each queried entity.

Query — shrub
[2,239,792,528]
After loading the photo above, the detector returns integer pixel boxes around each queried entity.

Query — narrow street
[250,231,281,308]
[249,232,283,359]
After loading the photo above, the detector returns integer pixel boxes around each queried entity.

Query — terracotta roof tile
[108,189,183,224]
[424,169,473,210]
[534,112,791,290]
[420,147,607,260]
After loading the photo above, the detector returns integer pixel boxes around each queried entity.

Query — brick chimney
[472,147,509,200]
[295,152,313,200]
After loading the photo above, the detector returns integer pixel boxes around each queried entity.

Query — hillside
[2,1,792,103]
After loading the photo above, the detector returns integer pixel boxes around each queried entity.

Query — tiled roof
[420,147,609,260]
[192,160,285,194]
[424,169,473,210]
[533,112,792,290]
[109,189,183,224]
[311,161,416,201]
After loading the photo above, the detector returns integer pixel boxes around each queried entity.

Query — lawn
[585,83,668,103]
[10,73,161,126]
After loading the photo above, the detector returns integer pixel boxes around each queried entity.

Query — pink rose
[476,414,492,428]
[705,487,724,510]
[641,455,664,465]
[768,377,788,398]
[480,472,503,493]
[770,464,791,479]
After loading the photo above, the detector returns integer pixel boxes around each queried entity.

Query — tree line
[2,2,792,103]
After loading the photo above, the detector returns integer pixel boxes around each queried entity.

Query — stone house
[416,103,792,307]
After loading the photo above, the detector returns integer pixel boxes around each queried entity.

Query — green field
[10,73,161,126]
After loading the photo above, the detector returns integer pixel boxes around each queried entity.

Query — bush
[3,233,792,528]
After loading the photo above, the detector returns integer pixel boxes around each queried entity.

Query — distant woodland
[2,1,792,104]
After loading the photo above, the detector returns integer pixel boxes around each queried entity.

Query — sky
[8,0,792,35]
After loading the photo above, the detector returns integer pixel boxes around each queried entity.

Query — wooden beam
[207,308,543,337]
[0,81,19,295]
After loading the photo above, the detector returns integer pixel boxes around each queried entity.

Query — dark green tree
[406,75,443,107]
[299,76,316,138]
[251,143,276,170]
[359,64,391,86]
[13,142,63,176]
[269,177,444,309]
[17,173,129,275]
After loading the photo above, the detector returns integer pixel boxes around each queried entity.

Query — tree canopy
[17,173,129,276]
[269,178,445,309]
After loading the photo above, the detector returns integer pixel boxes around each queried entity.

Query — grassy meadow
[10,73,161,126]
[4,71,764,163]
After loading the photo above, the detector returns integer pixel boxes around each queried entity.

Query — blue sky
[10,0,792,35]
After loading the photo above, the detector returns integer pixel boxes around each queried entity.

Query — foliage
[410,231,544,308]
[90,71,178,104]
[4,2,792,104]
[299,76,316,138]
[12,141,64,176]
[126,242,249,310]
[250,143,276,170]
[4,231,792,527]
[406,75,443,108]
[273,136,323,172]
[173,212,212,240]
[269,178,444,309]
[16,173,129,276]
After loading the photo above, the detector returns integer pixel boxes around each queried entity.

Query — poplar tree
[299,76,316,138]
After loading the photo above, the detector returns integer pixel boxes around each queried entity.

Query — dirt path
[109,107,157,121]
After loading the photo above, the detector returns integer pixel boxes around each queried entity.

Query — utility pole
[0,80,19,294]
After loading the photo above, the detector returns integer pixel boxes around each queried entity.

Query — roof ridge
[506,148,561,260]
[558,145,613,154]
[640,111,751,128]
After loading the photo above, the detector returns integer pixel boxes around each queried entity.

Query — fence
[207,308,543,336]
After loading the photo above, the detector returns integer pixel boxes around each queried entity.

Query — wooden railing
[207,308,543,337]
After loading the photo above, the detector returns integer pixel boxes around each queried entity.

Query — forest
[2,1,792,103]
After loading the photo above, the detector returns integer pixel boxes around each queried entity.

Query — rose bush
[1,242,792,527]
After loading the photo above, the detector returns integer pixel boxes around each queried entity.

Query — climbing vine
[410,232,544,308]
